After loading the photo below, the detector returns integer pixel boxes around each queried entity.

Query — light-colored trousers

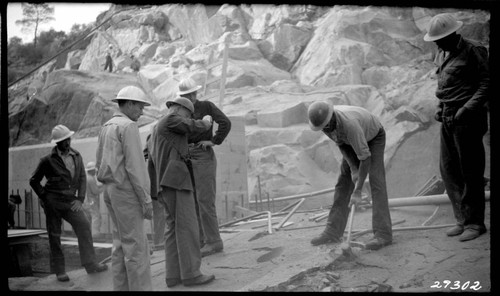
[104,185,152,291]
[158,188,202,281]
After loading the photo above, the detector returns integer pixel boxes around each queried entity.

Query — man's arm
[166,113,211,135]
[76,156,86,203]
[208,102,232,145]
[29,159,47,200]
[462,46,489,111]
[122,122,152,206]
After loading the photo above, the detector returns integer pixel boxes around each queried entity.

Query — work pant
[158,188,202,281]
[104,184,152,291]
[84,195,101,237]
[104,56,113,72]
[324,128,392,241]
[440,105,487,231]
[42,192,97,274]
[189,145,222,245]
[152,198,166,249]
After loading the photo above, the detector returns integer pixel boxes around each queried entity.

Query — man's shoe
[446,225,464,237]
[183,274,215,286]
[84,262,108,274]
[365,237,392,250]
[165,278,181,287]
[201,242,223,257]
[459,228,485,242]
[311,234,341,246]
[56,273,70,282]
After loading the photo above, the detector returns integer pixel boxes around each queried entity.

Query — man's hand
[349,191,363,209]
[70,200,84,212]
[198,140,215,151]
[143,202,153,220]
[434,108,443,122]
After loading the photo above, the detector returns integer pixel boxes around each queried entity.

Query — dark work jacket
[434,35,489,111]
[148,112,210,194]
[30,146,86,202]
[188,100,231,145]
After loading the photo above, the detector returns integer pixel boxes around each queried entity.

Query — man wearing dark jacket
[178,77,232,257]
[148,97,215,287]
[424,13,489,242]
[30,124,107,282]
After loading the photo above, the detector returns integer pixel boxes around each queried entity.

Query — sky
[7,3,112,43]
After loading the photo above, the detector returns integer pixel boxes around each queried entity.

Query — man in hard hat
[30,124,108,282]
[177,77,232,257]
[95,86,154,291]
[307,101,393,250]
[148,96,216,287]
[104,44,114,72]
[83,161,104,239]
[424,13,489,242]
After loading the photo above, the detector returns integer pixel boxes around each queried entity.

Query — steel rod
[275,198,305,230]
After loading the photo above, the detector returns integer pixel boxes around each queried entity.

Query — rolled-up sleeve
[123,123,152,205]
[346,123,371,161]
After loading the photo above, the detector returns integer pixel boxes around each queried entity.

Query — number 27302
[430,280,482,290]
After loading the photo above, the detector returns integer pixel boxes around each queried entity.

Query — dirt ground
[8,197,491,292]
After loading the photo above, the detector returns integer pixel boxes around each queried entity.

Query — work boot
[56,273,70,282]
[365,237,392,250]
[446,225,464,237]
[201,241,223,257]
[165,278,181,288]
[183,274,215,286]
[459,228,486,242]
[84,262,108,274]
[310,233,341,246]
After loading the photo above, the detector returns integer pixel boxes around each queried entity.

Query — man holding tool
[307,101,393,250]
[424,13,489,242]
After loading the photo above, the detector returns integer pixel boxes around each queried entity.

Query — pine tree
[15,3,55,48]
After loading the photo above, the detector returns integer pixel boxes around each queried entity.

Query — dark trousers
[440,105,487,230]
[159,188,202,280]
[43,192,96,274]
[104,56,113,72]
[189,146,222,245]
[324,128,392,241]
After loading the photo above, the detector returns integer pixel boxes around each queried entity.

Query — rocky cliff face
[8,4,490,199]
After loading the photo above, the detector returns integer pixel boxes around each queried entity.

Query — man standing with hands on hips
[177,78,232,257]
[424,13,489,242]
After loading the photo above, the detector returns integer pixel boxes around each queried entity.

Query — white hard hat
[86,161,96,171]
[177,77,202,96]
[424,13,463,42]
[112,86,151,106]
[166,97,195,114]
[51,124,75,143]
[308,101,334,131]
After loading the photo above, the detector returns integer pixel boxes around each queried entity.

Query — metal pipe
[219,211,269,228]
[266,211,273,234]
[387,191,490,208]
[422,205,440,226]
[275,198,305,230]
[276,199,302,214]
[351,219,406,239]
[392,224,456,232]
[249,187,335,205]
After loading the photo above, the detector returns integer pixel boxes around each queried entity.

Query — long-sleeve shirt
[95,111,152,205]
[30,146,87,202]
[434,35,489,111]
[323,105,383,161]
[188,100,231,145]
[148,112,210,195]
